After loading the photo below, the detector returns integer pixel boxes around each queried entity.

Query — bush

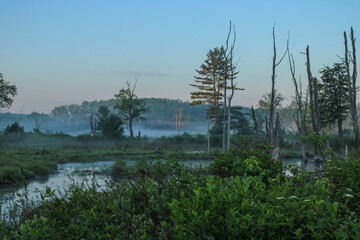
[210,144,282,179]
[324,152,360,214]
[4,122,24,135]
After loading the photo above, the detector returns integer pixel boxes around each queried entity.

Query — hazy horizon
[1,1,359,114]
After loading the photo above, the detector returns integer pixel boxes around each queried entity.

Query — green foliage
[0,72,17,111]
[230,106,252,135]
[210,144,282,179]
[4,122,24,135]
[0,149,57,185]
[96,106,124,138]
[328,135,356,152]
[111,159,129,178]
[302,132,329,156]
[319,62,349,132]
[114,82,146,137]
[190,47,227,128]
[324,153,360,214]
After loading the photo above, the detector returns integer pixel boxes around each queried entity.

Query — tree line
[189,23,360,170]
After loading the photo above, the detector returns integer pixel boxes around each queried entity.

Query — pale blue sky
[0,0,359,113]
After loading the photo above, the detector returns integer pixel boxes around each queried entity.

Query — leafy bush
[210,144,282,179]
[324,152,360,214]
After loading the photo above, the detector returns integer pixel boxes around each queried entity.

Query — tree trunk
[344,28,360,149]
[222,78,227,152]
[272,112,281,162]
[306,46,321,170]
[251,106,259,141]
[338,118,343,138]
[129,118,133,137]
[207,120,211,153]
[227,101,231,151]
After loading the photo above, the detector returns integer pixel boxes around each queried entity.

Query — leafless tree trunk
[222,69,227,152]
[288,47,308,169]
[268,26,288,146]
[272,112,281,161]
[306,46,321,169]
[344,27,360,149]
[222,24,231,152]
[224,23,242,151]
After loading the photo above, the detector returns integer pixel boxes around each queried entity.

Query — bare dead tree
[33,112,47,133]
[344,27,360,149]
[221,21,241,152]
[305,45,321,169]
[288,46,308,169]
[267,26,288,146]
[272,112,281,161]
[224,22,243,151]
[222,23,231,152]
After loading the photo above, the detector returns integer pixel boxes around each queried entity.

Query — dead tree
[288,47,308,170]
[225,23,243,151]
[267,26,288,146]
[344,27,360,149]
[222,21,241,152]
[305,45,321,169]
[222,24,231,152]
[272,112,281,161]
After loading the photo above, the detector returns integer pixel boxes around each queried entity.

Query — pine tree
[319,62,349,137]
[190,47,227,131]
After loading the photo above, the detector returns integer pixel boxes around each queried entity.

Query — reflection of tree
[175,106,183,130]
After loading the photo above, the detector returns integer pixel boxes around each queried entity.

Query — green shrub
[210,144,282,179]
[324,153,360,214]
[111,159,129,178]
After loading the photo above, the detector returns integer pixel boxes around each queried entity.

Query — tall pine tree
[190,47,227,132]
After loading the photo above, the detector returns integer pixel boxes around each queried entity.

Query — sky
[0,0,359,114]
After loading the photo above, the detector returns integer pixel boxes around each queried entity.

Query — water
[0,159,212,221]
[282,157,316,172]
[0,161,113,222]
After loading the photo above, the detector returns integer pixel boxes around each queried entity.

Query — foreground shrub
[324,152,360,214]
[2,158,360,239]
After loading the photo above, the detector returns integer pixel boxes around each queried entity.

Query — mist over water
[0,116,207,137]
